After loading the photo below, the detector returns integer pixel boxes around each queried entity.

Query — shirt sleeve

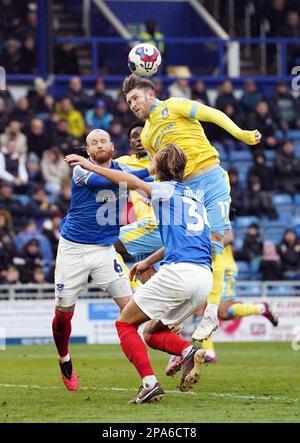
[118,163,150,180]
[73,165,112,190]
[150,182,175,202]
[168,97,200,120]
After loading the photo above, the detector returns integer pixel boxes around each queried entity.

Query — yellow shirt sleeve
[194,103,258,145]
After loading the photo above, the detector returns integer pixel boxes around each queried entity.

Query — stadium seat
[264,227,285,244]
[268,286,291,297]
[264,150,275,165]
[235,216,260,228]
[294,193,300,206]
[272,194,294,213]
[228,150,252,163]
[14,195,30,205]
[287,130,300,140]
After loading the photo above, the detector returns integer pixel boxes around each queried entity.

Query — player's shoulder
[116,155,131,165]
[72,164,94,186]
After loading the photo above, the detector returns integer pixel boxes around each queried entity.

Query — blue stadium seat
[273,193,293,206]
[212,141,228,161]
[294,193,300,206]
[264,227,285,244]
[268,286,291,297]
[235,216,260,228]
[287,130,300,140]
[275,130,284,141]
[264,150,275,165]
[14,195,30,205]
[228,150,252,163]
[262,217,286,229]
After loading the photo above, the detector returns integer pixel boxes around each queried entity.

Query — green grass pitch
[0,342,299,423]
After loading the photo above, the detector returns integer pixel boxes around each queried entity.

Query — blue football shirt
[150,181,212,268]
[60,160,150,244]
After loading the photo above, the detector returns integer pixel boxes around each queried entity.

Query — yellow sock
[117,254,140,290]
[207,253,225,305]
[201,336,215,353]
[229,303,262,318]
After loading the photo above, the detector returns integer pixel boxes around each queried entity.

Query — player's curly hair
[155,143,187,182]
[122,74,156,96]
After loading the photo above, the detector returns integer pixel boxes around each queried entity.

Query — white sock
[143,375,158,389]
[205,303,218,317]
[59,353,70,364]
[256,303,266,314]
[182,345,193,360]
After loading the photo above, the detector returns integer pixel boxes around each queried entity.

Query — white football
[128,43,162,77]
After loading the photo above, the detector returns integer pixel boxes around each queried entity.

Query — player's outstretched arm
[130,247,165,281]
[195,103,261,145]
[65,154,152,197]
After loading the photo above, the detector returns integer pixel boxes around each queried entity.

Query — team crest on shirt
[56,283,64,292]
[161,107,169,119]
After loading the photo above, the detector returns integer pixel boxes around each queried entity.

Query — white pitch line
[0,383,297,402]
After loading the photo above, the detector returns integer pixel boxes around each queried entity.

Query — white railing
[0,281,299,300]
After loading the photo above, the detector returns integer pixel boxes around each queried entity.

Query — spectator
[277,229,300,279]
[0,265,21,284]
[191,80,209,105]
[239,79,262,117]
[0,182,24,224]
[14,219,53,265]
[18,9,38,39]
[0,209,13,237]
[247,100,279,151]
[9,97,33,127]
[91,78,115,112]
[244,178,278,220]
[85,100,113,131]
[168,73,192,99]
[21,35,36,74]
[215,80,239,111]
[0,120,28,161]
[247,152,275,191]
[25,118,52,158]
[274,139,300,195]
[112,98,136,131]
[236,223,263,273]
[66,76,91,114]
[0,139,28,187]
[263,0,287,37]
[53,181,71,216]
[0,90,15,119]
[55,43,79,74]
[52,119,78,155]
[0,0,24,40]
[0,232,17,273]
[228,167,245,216]
[260,241,282,281]
[269,82,300,131]
[41,147,70,196]
[26,152,44,192]
[153,79,168,101]
[56,97,85,138]
[26,187,53,226]
[0,97,10,133]
[0,38,24,74]
[18,238,44,283]
[27,78,49,114]
[42,212,61,257]
[139,19,165,61]
[278,10,300,70]
[109,120,128,157]
[32,266,49,284]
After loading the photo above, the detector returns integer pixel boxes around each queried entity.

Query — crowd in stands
[1,75,300,284]
[0,0,38,74]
